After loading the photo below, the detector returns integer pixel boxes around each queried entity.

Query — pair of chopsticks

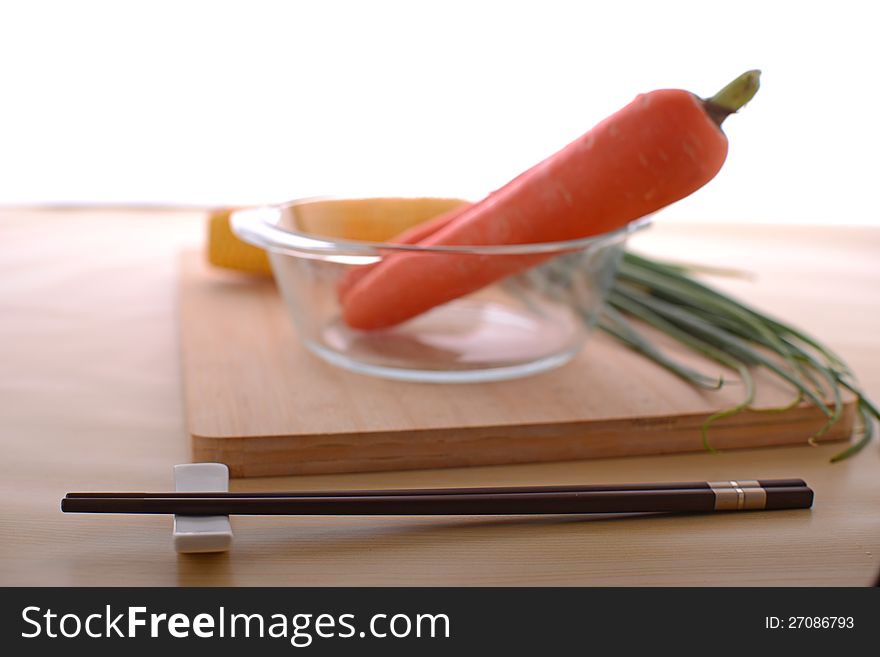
[62,479,812,516]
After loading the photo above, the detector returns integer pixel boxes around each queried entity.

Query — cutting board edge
[186,397,855,440]
[191,401,854,478]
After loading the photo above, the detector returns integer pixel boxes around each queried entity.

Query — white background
[1,0,878,224]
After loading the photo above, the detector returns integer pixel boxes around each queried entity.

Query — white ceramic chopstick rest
[172,463,233,553]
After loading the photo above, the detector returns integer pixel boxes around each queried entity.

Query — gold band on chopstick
[708,480,767,511]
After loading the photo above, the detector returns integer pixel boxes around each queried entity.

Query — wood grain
[1,208,878,586]
[180,252,852,477]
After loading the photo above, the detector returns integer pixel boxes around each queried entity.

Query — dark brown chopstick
[61,485,813,516]
[64,478,806,499]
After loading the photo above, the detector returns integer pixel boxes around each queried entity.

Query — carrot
[342,71,760,330]
[336,158,559,301]
[336,203,471,301]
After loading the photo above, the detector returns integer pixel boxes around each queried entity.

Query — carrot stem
[703,69,761,126]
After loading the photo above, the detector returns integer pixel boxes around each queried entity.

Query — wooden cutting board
[179,251,853,478]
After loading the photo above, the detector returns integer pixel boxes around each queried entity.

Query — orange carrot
[336,203,471,301]
[336,161,556,302]
[343,72,760,330]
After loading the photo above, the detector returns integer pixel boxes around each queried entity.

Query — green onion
[598,251,878,462]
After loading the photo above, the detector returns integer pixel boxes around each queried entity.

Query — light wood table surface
[1,208,878,586]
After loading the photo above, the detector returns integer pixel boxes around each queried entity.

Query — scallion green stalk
[599,251,877,462]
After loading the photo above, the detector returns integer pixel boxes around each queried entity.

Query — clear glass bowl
[232,197,646,383]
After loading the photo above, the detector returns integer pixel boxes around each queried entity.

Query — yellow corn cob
[206,208,273,276]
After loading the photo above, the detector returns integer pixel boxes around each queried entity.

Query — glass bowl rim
[231,196,652,257]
